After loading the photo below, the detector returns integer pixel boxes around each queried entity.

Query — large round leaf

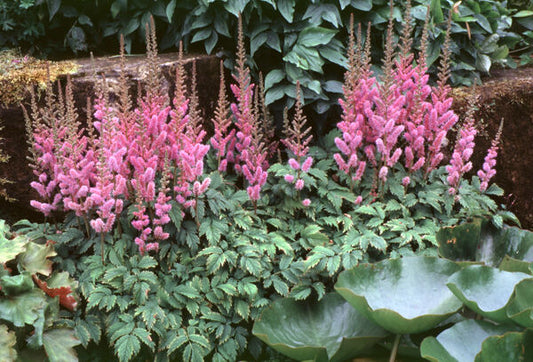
[334,256,463,334]
[420,319,521,362]
[437,219,533,267]
[252,293,388,362]
[475,330,533,362]
[506,278,533,328]
[446,265,532,323]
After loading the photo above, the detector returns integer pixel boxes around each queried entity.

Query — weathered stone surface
[0,52,220,223]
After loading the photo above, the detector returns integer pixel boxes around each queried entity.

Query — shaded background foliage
[2,0,533,123]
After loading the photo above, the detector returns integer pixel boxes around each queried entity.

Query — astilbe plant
[19,5,516,362]
[477,120,503,193]
[281,82,313,205]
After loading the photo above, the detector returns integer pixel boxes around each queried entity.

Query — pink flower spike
[284,174,295,183]
[295,179,304,190]
[301,156,313,172]
[378,166,388,181]
[288,158,300,170]
[355,196,363,205]
[402,176,410,187]
[302,198,311,207]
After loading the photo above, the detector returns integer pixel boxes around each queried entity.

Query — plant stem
[389,334,401,362]
[100,232,105,264]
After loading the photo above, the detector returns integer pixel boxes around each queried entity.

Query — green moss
[0,50,78,106]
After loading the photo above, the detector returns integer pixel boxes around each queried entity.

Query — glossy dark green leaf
[476,54,491,73]
[447,265,532,323]
[430,0,444,23]
[277,0,295,23]
[350,0,372,12]
[421,320,521,362]
[166,0,176,22]
[298,27,337,47]
[506,279,533,328]
[47,0,61,21]
[252,293,388,362]
[335,256,463,334]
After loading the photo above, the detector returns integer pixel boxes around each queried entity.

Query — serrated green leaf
[326,255,341,275]
[116,334,140,362]
[189,333,210,349]
[218,283,237,296]
[166,331,188,355]
[176,285,200,299]
[272,277,289,296]
[235,299,250,319]
[109,320,135,344]
[133,328,155,350]
[355,205,377,216]
[292,286,312,300]
[137,256,157,269]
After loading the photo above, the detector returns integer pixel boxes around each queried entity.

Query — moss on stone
[0,50,78,106]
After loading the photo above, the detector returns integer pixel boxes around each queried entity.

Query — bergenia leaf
[506,279,533,328]
[335,256,463,334]
[447,265,532,323]
[420,319,521,362]
[0,289,47,327]
[253,293,388,362]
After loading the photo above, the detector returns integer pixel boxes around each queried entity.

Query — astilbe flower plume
[334,19,372,187]
[446,114,477,195]
[335,2,461,196]
[478,120,503,192]
[26,20,213,256]
[24,76,68,217]
[210,60,235,172]
[281,82,313,200]
[229,15,269,203]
